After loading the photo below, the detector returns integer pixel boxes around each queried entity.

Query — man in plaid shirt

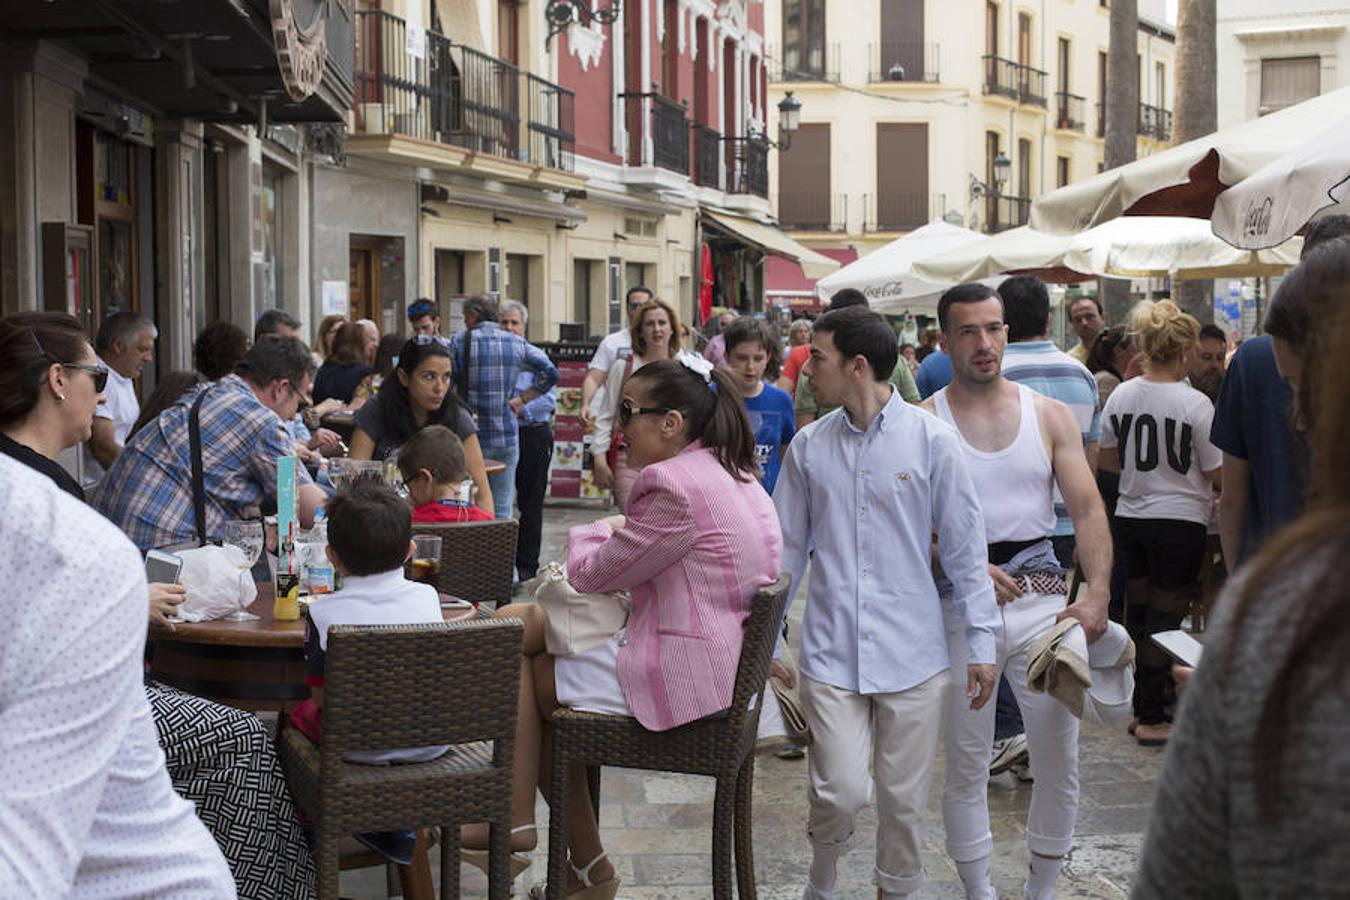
[449,295,558,520]
[93,336,329,551]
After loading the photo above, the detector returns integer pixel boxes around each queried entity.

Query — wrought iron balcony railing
[868,43,941,83]
[982,55,1048,106]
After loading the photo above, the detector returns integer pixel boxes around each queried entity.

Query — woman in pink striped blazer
[460,357,783,899]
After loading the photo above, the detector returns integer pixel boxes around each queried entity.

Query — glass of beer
[410,535,442,586]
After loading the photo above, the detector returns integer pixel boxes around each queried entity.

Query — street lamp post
[775,91,802,150]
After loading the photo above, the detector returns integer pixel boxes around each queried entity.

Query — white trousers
[800,670,950,896]
[941,592,1080,861]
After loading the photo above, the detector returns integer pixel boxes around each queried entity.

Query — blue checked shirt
[512,368,557,426]
[92,374,312,551]
[450,323,559,449]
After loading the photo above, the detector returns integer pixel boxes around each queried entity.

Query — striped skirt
[147,681,317,899]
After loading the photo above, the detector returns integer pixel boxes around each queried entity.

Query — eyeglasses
[410,334,452,348]
[619,399,673,427]
[63,362,109,393]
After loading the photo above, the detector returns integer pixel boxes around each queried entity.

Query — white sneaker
[990,733,1030,775]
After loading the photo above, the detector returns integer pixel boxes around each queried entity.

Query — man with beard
[1188,324,1228,404]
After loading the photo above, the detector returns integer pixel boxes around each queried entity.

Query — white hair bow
[678,351,715,383]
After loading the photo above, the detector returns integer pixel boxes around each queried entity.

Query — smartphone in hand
[145,549,184,585]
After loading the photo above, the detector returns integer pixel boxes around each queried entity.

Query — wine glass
[221,519,264,621]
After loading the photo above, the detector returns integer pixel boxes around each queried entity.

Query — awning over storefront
[765,249,858,312]
[10,0,354,123]
[702,211,844,279]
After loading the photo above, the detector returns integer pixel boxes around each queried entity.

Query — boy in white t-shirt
[290,482,446,863]
[1098,301,1223,747]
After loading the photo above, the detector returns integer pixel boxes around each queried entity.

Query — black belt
[987,537,1050,566]
[520,421,551,429]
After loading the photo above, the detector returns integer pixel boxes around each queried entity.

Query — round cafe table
[148,584,475,713]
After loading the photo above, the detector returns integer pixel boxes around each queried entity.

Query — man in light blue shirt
[773,305,998,900]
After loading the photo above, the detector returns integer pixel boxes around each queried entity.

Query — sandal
[529,852,620,899]
[461,823,534,880]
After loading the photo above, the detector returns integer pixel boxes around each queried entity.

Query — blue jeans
[482,440,520,521]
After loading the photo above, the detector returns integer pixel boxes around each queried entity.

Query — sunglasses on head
[410,334,452,348]
[618,398,673,427]
[63,362,109,393]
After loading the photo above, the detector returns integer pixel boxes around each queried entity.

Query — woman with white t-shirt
[1099,300,1222,747]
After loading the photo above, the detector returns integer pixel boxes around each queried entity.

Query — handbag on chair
[530,562,631,657]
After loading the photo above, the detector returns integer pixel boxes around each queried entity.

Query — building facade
[763,0,1175,305]
[1216,0,1350,128]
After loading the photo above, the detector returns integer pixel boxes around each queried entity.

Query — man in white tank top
[921,284,1113,900]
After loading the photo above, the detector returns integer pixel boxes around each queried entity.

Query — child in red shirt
[398,425,496,523]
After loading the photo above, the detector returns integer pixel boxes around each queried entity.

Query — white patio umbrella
[1211,113,1350,250]
[913,218,1302,284]
[1029,84,1350,235]
[815,220,989,315]
[911,226,1088,285]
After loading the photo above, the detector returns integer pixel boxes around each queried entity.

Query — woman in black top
[313,321,372,406]
[349,335,494,515]
[0,310,320,900]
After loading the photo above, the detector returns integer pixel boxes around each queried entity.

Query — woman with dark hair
[1133,238,1350,896]
[129,371,207,439]
[0,312,105,499]
[462,357,783,897]
[352,333,408,403]
[348,335,494,515]
[313,321,373,406]
[1085,324,1137,407]
[590,298,683,510]
[0,312,318,898]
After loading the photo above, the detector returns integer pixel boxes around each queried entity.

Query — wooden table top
[158,584,474,649]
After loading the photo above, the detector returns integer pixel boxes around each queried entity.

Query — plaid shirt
[93,374,311,551]
[450,323,559,448]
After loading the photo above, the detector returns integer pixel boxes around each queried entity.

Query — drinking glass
[410,534,443,587]
[221,519,264,620]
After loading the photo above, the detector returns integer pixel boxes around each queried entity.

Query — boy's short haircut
[397,424,468,486]
[326,482,412,576]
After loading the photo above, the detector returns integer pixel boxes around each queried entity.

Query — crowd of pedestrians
[5,216,1350,898]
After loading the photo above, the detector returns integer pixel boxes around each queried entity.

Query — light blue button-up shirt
[773,387,998,695]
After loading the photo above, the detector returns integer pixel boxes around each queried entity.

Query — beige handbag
[530,562,631,657]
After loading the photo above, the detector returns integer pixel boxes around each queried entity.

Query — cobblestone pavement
[342,503,1161,899]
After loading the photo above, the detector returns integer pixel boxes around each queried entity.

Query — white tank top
[932,383,1057,544]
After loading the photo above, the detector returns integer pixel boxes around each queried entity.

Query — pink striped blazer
[567,442,783,731]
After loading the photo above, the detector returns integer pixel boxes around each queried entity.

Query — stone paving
[341,503,1162,899]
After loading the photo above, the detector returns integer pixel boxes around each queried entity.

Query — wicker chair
[277,619,523,900]
[412,519,519,608]
[543,575,793,900]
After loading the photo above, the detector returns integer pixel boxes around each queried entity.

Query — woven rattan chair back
[412,520,519,608]
[320,619,521,766]
[725,575,793,735]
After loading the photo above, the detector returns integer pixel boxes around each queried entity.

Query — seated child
[398,425,495,523]
[290,482,447,864]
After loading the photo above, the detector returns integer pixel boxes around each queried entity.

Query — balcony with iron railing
[863,193,947,232]
[984,194,1031,233]
[982,55,1048,106]
[693,125,721,189]
[1055,92,1086,132]
[725,135,769,198]
[1138,103,1173,142]
[352,10,574,170]
[620,92,690,174]
[778,193,847,232]
[868,43,941,83]
[768,43,841,83]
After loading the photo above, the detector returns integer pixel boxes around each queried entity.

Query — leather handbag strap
[456,325,474,414]
[188,385,215,547]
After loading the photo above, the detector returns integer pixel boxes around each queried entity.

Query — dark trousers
[515,422,553,580]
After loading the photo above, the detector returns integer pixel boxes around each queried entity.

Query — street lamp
[776,91,802,150]
[545,0,622,49]
[992,151,1011,194]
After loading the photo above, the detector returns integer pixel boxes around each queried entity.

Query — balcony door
[876,123,928,231]
[497,0,519,65]
[880,0,925,81]
[782,0,825,80]
[777,123,830,230]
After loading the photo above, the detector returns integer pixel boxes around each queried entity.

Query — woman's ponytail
[702,367,758,482]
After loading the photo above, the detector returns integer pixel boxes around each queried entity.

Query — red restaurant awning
[765,248,858,310]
